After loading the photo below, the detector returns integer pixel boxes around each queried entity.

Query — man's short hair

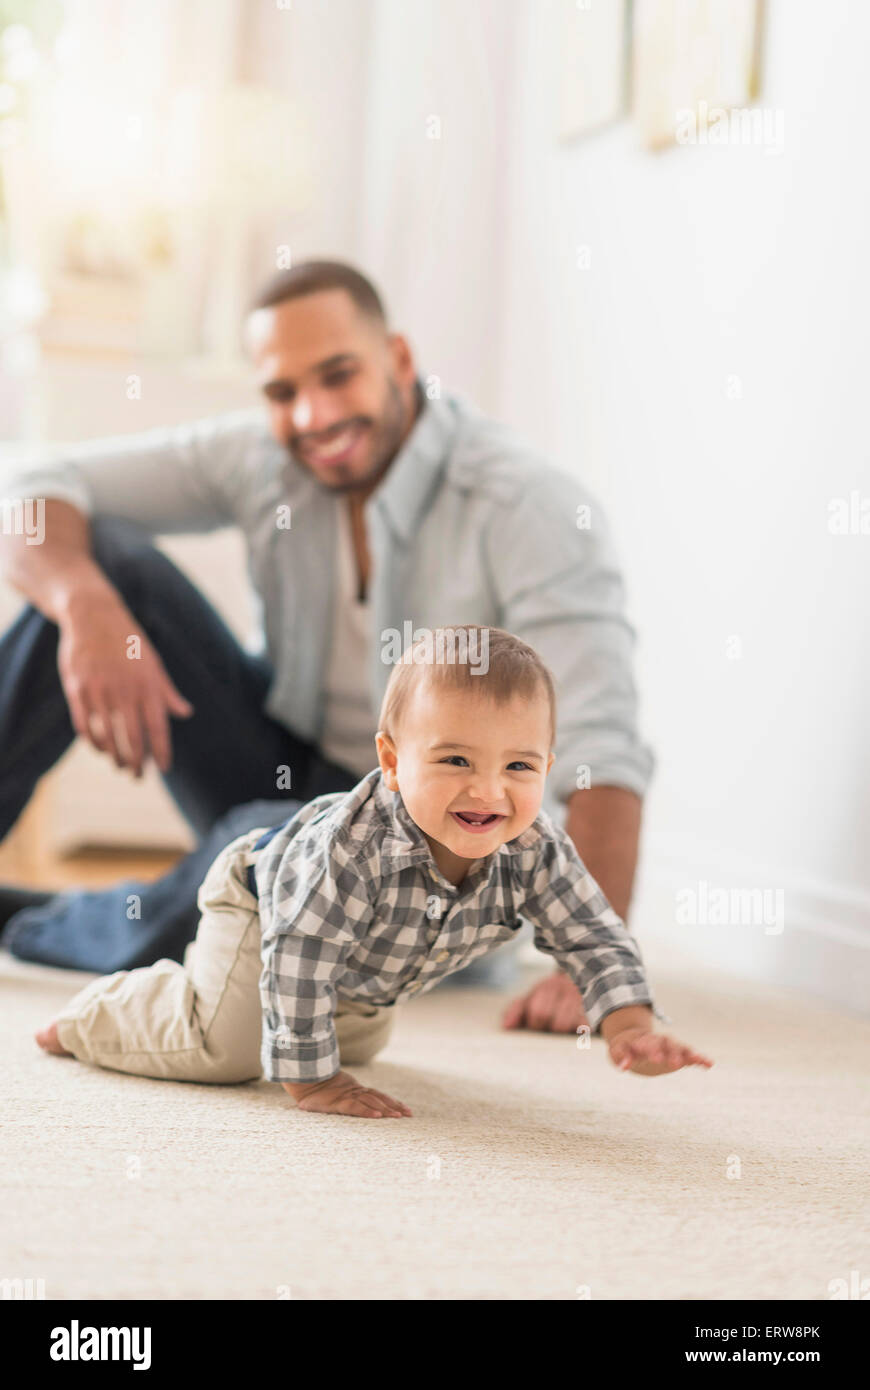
[378,625,557,748]
[251,260,387,325]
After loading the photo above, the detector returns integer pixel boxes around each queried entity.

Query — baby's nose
[468,778,506,805]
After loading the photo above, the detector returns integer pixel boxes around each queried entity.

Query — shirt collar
[275,377,457,538]
[365,379,458,544]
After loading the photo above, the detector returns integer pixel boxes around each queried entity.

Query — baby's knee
[192,1055,262,1085]
[134,1041,262,1086]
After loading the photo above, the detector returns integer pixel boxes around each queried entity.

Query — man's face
[247,289,418,493]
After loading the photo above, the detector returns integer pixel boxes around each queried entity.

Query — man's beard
[288,378,410,494]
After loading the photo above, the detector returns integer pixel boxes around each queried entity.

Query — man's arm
[0,412,262,772]
[0,499,192,774]
[502,786,642,1033]
[1,411,257,536]
[564,784,642,923]
[1,496,101,620]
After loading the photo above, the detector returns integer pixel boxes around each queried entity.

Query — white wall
[357,0,517,405]
[358,0,870,1010]
[247,0,374,268]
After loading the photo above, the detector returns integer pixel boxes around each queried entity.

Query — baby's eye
[507,761,534,772]
[440,755,469,767]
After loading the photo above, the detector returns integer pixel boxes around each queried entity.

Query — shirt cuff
[549,743,656,804]
[261,1026,340,1084]
[588,996,672,1035]
[0,476,94,516]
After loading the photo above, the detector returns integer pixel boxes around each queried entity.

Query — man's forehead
[246,291,373,370]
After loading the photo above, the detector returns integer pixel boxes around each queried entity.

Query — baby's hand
[608,1028,714,1078]
[282,1069,412,1118]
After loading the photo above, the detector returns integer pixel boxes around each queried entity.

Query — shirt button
[435,950,449,963]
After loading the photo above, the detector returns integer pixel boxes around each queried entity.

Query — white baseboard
[634,838,870,1019]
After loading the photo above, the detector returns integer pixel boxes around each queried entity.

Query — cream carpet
[2,938,868,1301]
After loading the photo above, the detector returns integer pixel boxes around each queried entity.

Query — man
[0,260,652,1035]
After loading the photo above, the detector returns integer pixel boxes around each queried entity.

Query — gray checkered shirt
[254,769,668,1083]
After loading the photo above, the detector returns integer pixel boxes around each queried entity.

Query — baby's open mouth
[450,811,505,833]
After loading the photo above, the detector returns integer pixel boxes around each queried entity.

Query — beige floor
[2,935,868,1301]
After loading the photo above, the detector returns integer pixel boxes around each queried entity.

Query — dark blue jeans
[0,518,358,971]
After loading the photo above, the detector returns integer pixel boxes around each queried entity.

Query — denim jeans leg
[3,798,303,972]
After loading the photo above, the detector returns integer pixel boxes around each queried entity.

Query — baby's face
[377,683,554,876]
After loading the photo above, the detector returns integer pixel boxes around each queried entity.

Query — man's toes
[35,1022,72,1056]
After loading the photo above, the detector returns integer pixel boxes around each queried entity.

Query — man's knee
[89,517,181,618]
[90,516,155,576]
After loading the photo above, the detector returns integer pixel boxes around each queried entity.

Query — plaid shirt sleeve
[258,831,374,1084]
[518,824,671,1034]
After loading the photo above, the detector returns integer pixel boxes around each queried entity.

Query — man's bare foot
[501,971,589,1034]
[35,1022,73,1056]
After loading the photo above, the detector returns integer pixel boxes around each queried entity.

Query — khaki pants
[54,828,394,1084]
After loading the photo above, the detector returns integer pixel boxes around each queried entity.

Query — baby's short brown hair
[377,625,557,747]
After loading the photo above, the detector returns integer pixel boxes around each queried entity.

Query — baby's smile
[449,809,507,834]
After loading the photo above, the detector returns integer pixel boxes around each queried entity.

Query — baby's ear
[375,730,399,788]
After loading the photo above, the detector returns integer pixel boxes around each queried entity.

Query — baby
[36,625,712,1117]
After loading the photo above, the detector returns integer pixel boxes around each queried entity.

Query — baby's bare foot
[35,1022,73,1056]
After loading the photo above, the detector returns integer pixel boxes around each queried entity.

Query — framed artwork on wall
[555,0,765,151]
[556,0,631,141]
[632,0,765,150]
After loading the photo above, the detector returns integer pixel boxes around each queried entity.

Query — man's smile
[296,419,369,467]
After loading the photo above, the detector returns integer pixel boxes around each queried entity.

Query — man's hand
[57,590,193,776]
[608,1026,714,1077]
[501,971,588,1034]
[282,1069,412,1119]
[501,786,642,1035]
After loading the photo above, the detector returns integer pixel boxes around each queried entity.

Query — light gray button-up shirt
[2,383,653,813]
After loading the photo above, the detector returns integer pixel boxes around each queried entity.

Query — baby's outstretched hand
[282,1069,412,1118]
[608,1028,714,1078]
